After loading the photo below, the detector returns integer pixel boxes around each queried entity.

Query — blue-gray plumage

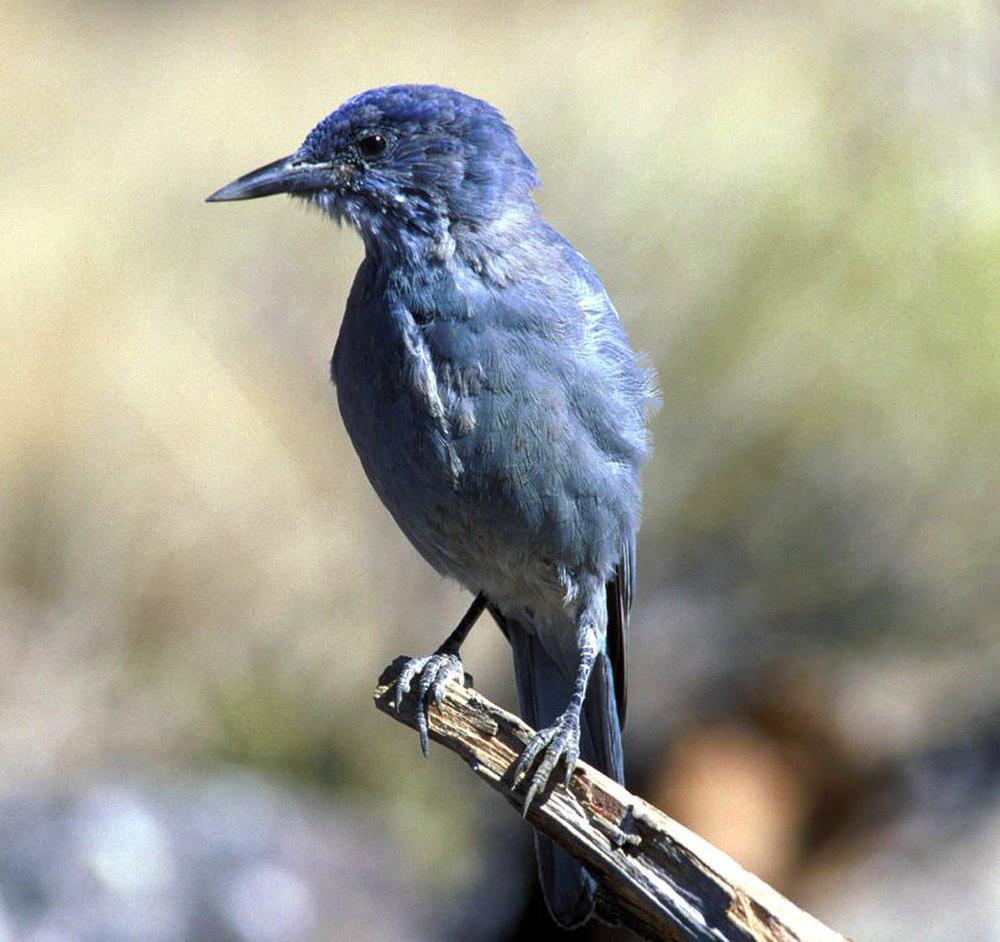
[207,84,657,929]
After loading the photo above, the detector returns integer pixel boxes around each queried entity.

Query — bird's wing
[604,538,634,728]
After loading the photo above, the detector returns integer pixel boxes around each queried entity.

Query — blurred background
[2,1,999,939]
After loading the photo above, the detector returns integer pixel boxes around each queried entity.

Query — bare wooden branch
[374,657,849,942]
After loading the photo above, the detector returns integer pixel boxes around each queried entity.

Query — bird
[207,84,657,929]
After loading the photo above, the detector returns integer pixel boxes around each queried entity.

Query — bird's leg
[513,626,599,815]
[392,592,487,755]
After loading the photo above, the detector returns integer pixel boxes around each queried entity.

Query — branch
[374,657,849,942]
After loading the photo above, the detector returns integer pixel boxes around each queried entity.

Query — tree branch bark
[374,657,849,942]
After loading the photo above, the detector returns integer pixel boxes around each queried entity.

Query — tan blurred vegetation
[2,1,999,939]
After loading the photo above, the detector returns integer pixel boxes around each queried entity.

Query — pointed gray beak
[205,154,335,202]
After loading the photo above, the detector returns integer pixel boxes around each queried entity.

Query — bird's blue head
[207,85,539,249]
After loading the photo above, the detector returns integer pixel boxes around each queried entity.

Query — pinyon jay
[207,84,657,929]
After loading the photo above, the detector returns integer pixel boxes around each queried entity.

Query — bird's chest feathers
[333,266,482,490]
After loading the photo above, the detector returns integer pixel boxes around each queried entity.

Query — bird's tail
[503,616,624,929]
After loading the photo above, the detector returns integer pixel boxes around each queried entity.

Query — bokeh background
[3,1,999,940]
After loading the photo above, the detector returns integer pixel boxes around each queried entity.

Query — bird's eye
[356,134,387,159]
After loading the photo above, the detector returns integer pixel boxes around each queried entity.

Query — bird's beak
[205,154,335,203]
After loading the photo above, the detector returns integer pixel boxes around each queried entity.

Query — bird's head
[207,85,539,252]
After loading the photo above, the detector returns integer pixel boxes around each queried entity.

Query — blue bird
[207,84,657,928]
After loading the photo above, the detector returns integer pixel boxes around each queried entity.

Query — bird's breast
[331,288,489,577]
[331,261,639,609]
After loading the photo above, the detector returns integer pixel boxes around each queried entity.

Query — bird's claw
[392,651,465,755]
[512,711,581,817]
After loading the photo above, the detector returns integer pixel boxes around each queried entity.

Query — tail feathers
[505,620,624,928]
[581,649,625,785]
[533,833,595,929]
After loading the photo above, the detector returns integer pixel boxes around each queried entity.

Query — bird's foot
[392,651,466,756]
[512,710,581,816]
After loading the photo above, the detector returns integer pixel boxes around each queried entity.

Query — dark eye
[356,133,387,159]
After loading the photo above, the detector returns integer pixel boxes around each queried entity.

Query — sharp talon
[512,753,533,784]
[393,664,417,712]
[511,712,580,809]
[387,652,465,756]
[419,704,429,756]
[523,782,538,818]
[513,725,552,783]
